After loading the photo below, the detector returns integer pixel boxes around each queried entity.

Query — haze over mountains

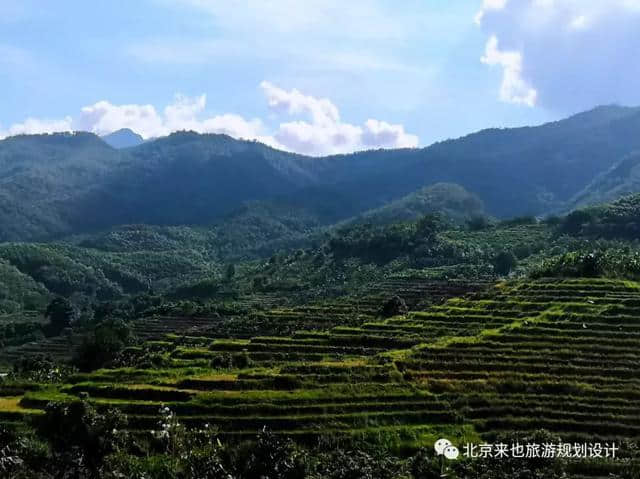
[1,104,639,243]
[101,129,145,149]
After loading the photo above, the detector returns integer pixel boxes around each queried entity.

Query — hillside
[311,104,640,218]
[2,106,640,241]
[4,278,639,478]
[351,182,485,226]
[0,132,125,241]
[569,151,640,208]
[2,193,640,477]
[0,182,487,314]
[560,192,640,239]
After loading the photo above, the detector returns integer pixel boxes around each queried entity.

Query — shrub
[531,249,640,280]
[45,297,78,334]
[73,319,134,371]
[467,216,490,231]
[37,400,127,477]
[234,428,307,479]
[493,251,518,276]
[381,296,408,318]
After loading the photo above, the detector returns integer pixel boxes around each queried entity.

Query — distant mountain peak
[101,128,144,149]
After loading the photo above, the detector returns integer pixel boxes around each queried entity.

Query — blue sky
[1,0,639,155]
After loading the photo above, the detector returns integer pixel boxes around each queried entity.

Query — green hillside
[1,192,640,476]
[560,193,640,239]
[3,106,640,242]
[3,278,639,478]
[570,151,640,209]
[349,183,485,226]
[3,116,640,476]
[0,132,126,241]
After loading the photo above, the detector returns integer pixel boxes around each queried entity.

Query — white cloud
[261,82,418,155]
[475,0,509,24]
[0,117,73,139]
[1,83,418,155]
[261,82,339,127]
[75,94,268,143]
[476,0,640,111]
[481,35,537,107]
[362,119,419,149]
[77,101,165,138]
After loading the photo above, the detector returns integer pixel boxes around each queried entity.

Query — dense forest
[2,105,640,242]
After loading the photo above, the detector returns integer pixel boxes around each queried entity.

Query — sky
[1,0,639,155]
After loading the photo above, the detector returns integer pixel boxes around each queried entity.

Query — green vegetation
[4,118,640,475]
[3,277,640,477]
[560,193,640,239]
[3,105,640,243]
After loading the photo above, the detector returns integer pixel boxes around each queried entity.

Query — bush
[493,251,518,276]
[45,297,78,334]
[561,210,594,235]
[531,249,640,280]
[315,447,405,479]
[234,428,307,479]
[467,216,491,231]
[37,400,127,477]
[381,296,408,318]
[500,215,538,227]
[12,355,76,383]
[73,319,134,371]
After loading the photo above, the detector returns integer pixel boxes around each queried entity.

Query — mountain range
[1,104,640,242]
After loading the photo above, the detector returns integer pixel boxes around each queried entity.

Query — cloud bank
[0,82,418,156]
[260,82,418,155]
[476,0,640,111]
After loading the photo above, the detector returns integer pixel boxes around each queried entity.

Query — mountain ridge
[2,105,640,241]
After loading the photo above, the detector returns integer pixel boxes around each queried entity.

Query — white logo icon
[444,445,460,460]
[435,438,459,460]
[434,438,452,455]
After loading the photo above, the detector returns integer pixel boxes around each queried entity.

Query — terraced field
[3,278,638,476]
[0,277,485,365]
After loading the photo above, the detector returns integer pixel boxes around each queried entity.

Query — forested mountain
[568,150,640,208]
[2,105,640,242]
[0,133,126,241]
[349,182,485,226]
[0,181,488,314]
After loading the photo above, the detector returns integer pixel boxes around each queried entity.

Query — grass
[0,396,43,415]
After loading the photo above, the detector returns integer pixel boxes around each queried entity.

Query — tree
[416,214,443,242]
[467,215,490,231]
[37,400,127,478]
[237,427,307,479]
[73,319,133,371]
[45,297,78,333]
[381,296,408,318]
[493,251,518,276]
[562,209,593,235]
[225,263,236,281]
[316,448,403,479]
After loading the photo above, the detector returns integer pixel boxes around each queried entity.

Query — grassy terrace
[2,278,639,475]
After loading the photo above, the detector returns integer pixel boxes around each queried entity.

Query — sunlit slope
[7,278,640,462]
